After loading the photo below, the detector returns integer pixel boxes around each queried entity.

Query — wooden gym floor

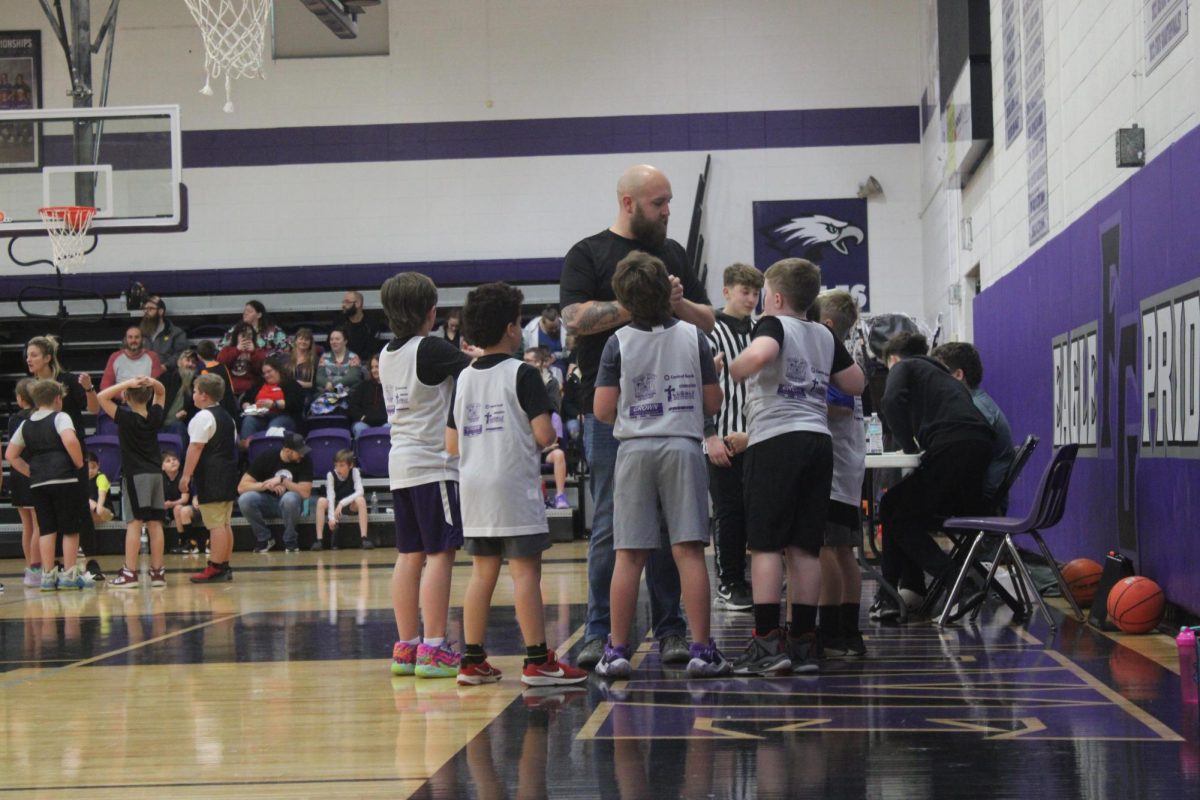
[0,542,1197,799]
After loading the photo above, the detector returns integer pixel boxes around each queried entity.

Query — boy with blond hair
[380,272,472,678]
[729,259,865,674]
[594,251,730,678]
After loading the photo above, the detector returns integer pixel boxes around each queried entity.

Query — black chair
[938,443,1083,630]
[921,434,1040,617]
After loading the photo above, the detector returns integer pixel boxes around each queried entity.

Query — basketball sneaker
[457,660,503,685]
[24,566,42,587]
[189,561,233,583]
[686,640,733,677]
[40,566,60,592]
[391,641,418,676]
[522,650,587,686]
[595,638,632,678]
[109,566,139,589]
[149,567,167,588]
[57,564,88,591]
[415,641,461,678]
[715,582,753,611]
[785,632,821,674]
[731,629,791,676]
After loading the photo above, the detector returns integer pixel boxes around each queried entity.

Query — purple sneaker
[595,638,632,678]
[686,639,732,677]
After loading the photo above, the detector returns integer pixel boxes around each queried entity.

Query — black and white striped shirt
[706,311,754,437]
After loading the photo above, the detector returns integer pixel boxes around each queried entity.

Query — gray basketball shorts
[613,437,709,550]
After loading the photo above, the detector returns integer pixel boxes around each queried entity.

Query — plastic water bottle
[866,414,884,455]
[369,491,379,515]
[1179,626,1199,705]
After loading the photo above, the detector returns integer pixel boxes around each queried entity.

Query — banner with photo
[0,30,42,171]
[752,197,870,310]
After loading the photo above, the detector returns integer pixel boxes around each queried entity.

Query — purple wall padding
[975,125,1200,614]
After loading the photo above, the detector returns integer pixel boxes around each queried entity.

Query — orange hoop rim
[39,205,98,219]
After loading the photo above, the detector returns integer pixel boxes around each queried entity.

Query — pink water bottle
[1179,627,1198,705]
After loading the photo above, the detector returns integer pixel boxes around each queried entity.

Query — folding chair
[354,426,391,478]
[938,443,1083,630]
[246,431,284,465]
[307,428,353,477]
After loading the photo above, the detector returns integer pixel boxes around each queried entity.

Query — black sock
[524,642,549,666]
[818,605,840,637]
[463,643,487,666]
[839,603,861,636]
[753,603,781,635]
[790,604,817,637]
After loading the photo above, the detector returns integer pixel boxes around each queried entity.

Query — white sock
[402,636,419,646]
[423,636,444,648]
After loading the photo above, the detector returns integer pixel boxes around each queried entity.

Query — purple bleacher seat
[247,431,285,465]
[306,427,353,477]
[157,433,184,457]
[303,413,349,433]
[85,435,123,485]
[354,426,390,477]
[95,413,118,436]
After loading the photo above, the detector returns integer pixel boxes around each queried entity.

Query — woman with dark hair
[290,327,321,392]
[219,299,290,355]
[217,322,266,401]
[348,354,387,437]
[239,356,306,447]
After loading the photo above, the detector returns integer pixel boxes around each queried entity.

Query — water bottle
[369,491,379,515]
[866,413,884,455]
[1179,626,1199,705]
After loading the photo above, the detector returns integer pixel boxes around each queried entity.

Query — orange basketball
[1106,576,1166,634]
[1061,558,1104,605]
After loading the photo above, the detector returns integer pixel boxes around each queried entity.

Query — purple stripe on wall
[181,106,919,169]
[0,257,563,297]
[974,123,1200,615]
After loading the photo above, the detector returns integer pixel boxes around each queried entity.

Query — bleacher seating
[85,435,123,484]
[306,427,353,476]
[246,432,284,464]
[354,426,390,477]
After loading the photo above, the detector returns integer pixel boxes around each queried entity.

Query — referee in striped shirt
[704,263,763,611]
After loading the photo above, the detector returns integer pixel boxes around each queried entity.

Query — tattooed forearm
[563,301,630,336]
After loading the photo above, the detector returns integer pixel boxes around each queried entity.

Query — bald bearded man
[560,164,715,669]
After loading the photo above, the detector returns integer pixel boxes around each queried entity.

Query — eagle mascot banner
[751,198,870,311]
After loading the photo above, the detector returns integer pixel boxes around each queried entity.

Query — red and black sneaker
[189,561,232,583]
[521,650,588,686]
[457,659,503,685]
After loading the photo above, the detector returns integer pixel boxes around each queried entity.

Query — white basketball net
[39,206,97,273]
[184,0,271,113]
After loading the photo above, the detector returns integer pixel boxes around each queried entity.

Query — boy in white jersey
[728,259,865,675]
[446,282,587,688]
[593,251,731,678]
[809,290,867,657]
[379,272,472,679]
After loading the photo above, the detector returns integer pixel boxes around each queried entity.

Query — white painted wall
[922,0,1200,342]
[1,0,925,315]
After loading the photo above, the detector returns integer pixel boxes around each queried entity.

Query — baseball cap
[281,431,311,458]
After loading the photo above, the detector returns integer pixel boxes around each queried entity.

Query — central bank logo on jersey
[464,403,484,436]
[633,373,657,401]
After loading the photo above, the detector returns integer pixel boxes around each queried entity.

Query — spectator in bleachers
[192,340,239,420]
[348,354,387,437]
[7,378,41,587]
[523,347,562,411]
[161,349,197,439]
[523,305,569,379]
[25,335,99,563]
[162,450,201,555]
[219,300,291,356]
[316,327,364,392]
[217,322,266,402]
[289,328,320,393]
[237,431,314,553]
[140,295,190,364]
[341,290,380,363]
[561,361,582,443]
[312,449,373,550]
[100,325,164,392]
[433,308,463,350]
[238,356,306,446]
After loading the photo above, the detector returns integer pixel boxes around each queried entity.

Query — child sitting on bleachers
[313,449,373,550]
[87,451,114,525]
[163,450,203,554]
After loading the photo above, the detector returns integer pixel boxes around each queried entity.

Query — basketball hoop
[184,0,271,113]
[39,206,98,273]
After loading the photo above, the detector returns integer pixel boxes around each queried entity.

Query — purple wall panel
[974,125,1200,613]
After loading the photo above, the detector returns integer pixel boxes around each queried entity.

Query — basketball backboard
[0,104,185,237]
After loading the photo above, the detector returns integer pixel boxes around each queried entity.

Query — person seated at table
[930,342,1015,513]
[872,332,993,622]
[239,356,307,447]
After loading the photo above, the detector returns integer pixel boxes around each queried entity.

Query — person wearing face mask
[340,290,380,362]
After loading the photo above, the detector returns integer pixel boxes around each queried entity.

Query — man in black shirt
[237,431,315,553]
[341,290,380,362]
[874,332,994,620]
[560,164,715,669]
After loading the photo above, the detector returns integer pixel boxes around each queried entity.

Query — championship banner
[0,30,42,171]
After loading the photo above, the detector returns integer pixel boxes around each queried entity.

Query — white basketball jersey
[829,393,866,505]
[613,321,705,441]
[454,359,547,538]
[745,316,834,445]
[379,336,459,489]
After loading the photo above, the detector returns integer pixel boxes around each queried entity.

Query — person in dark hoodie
[872,332,993,621]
